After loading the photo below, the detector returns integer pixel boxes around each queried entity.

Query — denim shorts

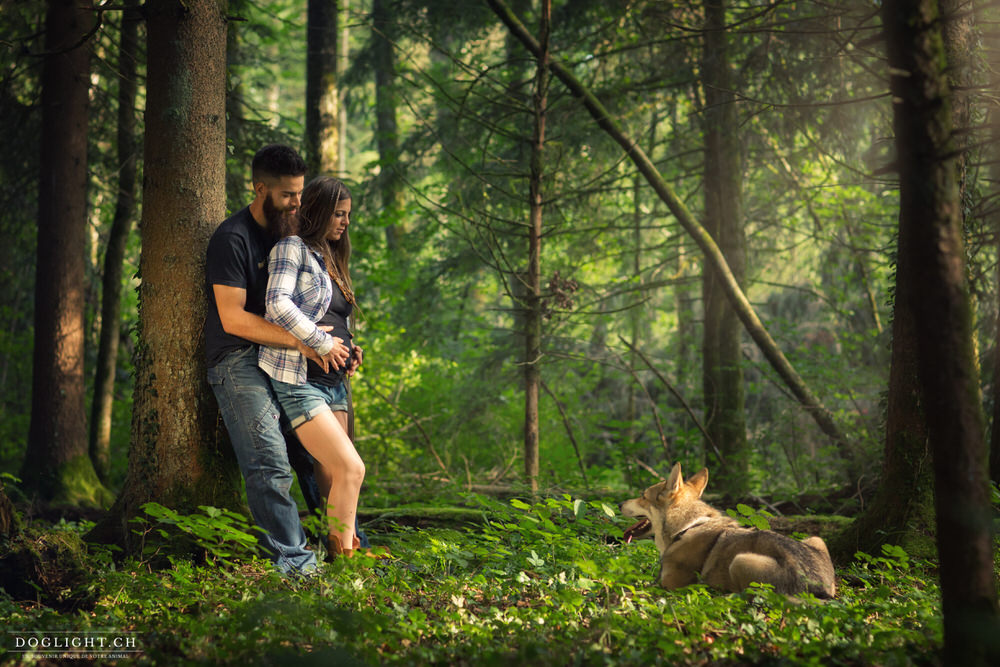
[269,377,348,430]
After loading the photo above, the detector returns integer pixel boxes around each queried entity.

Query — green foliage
[0,499,950,665]
[130,503,264,567]
[726,503,773,531]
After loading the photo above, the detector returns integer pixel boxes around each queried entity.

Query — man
[205,144,348,574]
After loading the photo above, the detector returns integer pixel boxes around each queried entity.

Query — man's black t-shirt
[204,207,276,367]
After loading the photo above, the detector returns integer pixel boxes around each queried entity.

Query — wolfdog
[620,463,836,598]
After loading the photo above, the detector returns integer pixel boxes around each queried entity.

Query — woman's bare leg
[332,409,349,435]
[294,409,364,554]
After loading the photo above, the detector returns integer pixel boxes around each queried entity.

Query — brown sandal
[326,533,354,559]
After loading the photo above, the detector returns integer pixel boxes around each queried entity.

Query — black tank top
[306,280,354,387]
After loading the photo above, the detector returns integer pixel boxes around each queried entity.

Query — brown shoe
[327,533,354,559]
[352,536,392,559]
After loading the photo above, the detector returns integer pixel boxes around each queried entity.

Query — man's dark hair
[251,144,306,184]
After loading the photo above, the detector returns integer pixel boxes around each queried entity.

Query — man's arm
[213,284,348,370]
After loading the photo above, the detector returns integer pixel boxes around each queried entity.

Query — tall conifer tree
[22,0,108,507]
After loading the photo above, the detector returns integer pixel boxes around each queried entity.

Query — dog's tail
[801,536,837,599]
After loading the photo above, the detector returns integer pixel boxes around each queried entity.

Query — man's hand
[298,339,329,373]
[346,346,364,377]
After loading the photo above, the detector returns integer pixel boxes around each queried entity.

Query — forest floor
[0,494,954,666]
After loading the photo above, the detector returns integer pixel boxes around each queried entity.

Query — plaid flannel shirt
[258,236,334,385]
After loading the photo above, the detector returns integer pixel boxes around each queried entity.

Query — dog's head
[619,463,709,543]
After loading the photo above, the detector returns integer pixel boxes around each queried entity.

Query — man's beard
[262,194,297,238]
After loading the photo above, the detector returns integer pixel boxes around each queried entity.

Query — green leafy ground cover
[2,496,944,666]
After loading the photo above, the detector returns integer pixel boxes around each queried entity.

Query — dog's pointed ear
[666,463,684,495]
[688,468,709,497]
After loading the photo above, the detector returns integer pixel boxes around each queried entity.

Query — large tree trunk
[0,480,21,540]
[522,0,550,494]
[21,0,108,507]
[373,0,403,250]
[992,62,1000,487]
[95,0,239,550]
[306,0,339,175]
[89,0,140,484]
[700,0,747,496]
[884,1,1000,664]
[486,0,856,472]
[837,0,976,563]
[983,1,1000,487]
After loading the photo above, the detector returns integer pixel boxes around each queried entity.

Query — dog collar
[670,516,711,543]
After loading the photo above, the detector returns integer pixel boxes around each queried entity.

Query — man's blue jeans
[207,346,317,574]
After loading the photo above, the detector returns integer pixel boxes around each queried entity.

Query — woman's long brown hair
[298,176,353,299]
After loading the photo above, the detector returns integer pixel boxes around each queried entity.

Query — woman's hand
[321,337,351,370]
[346,346,364,377]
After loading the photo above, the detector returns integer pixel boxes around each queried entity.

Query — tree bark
[486,0,856,472]
[21,0,109,507]
[94,0,240,550]
[89,0,140,484]
[306,0,340,175]
[985,3,1000,487]
[0,480,21,540]
[701,0,748,495]
[338,0,349,178]
[373,0,403,250]
[522,0,550,494]
[992,149,1000,485]
[884,0,1000,663]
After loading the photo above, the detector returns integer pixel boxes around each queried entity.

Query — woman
[258,176,365,559]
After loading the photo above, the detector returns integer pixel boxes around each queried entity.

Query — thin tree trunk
[625,165,642,466]
[844,221,884,336]
[373,0,402,250]
[625,111,657,466]
[306,0,339,175]
[701,0,748,495]
[21,0,108,507]
[225,0,248,208]
[89,0,140,483]
[523,0,550,494]
[833,278,936,559]
[486,0,856,472]
[94,0,238,550]
[884,1,1000,663]
[338,0,349,178]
